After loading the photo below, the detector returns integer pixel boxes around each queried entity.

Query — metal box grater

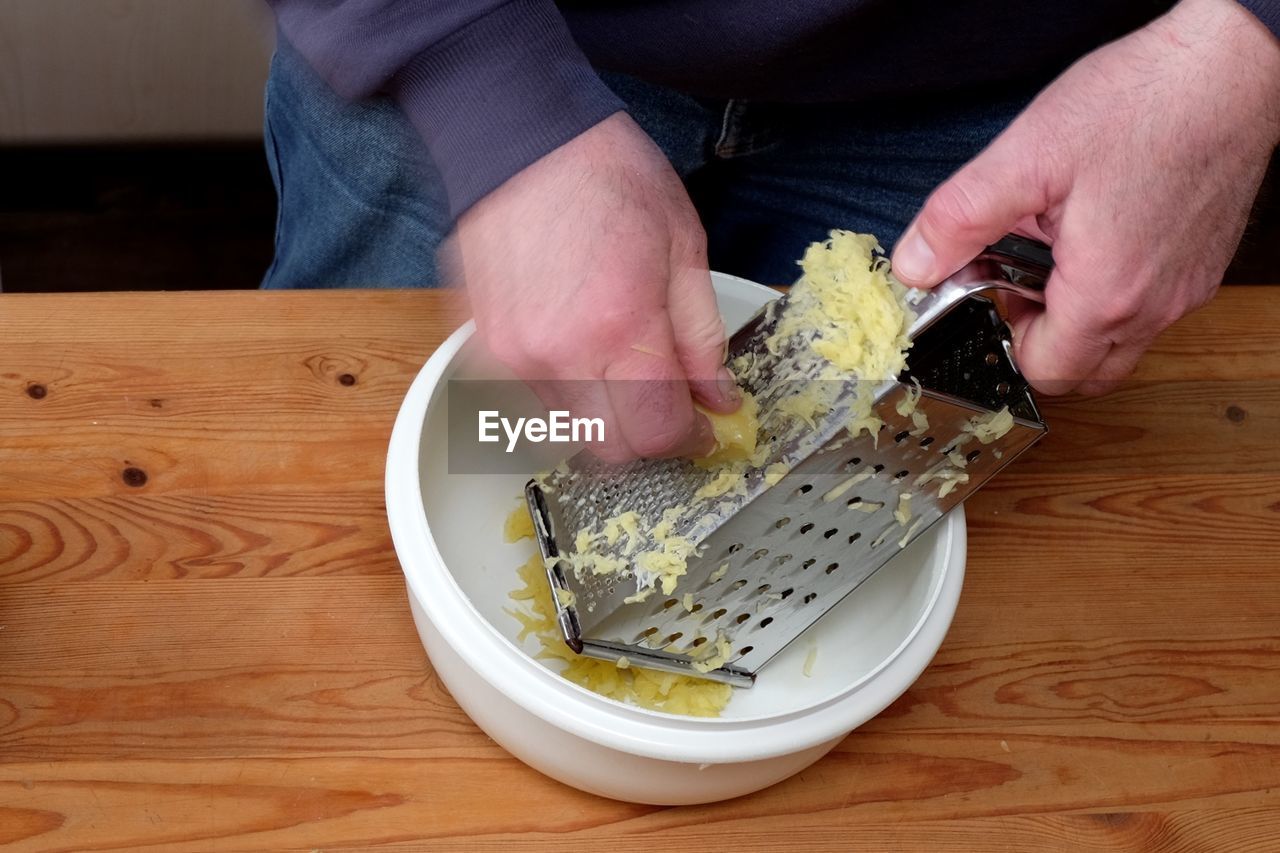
[526,239,1050,686]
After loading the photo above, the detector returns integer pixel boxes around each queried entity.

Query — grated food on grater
[540,231,916,604]
[503,505,734,716]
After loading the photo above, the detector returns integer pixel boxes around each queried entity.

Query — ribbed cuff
[390,0,625,218]
[1237,0,1280,39]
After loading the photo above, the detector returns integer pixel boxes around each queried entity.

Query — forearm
[266,0,624,216]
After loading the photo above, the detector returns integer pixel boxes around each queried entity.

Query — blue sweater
[268,0,1280,217]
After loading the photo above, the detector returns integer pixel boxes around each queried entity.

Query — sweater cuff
[390,0,625,218]
[1237,0,1280,39]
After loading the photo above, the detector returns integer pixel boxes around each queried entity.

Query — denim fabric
[262,35,1037,289]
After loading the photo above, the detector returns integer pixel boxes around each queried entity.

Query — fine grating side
[528,288,1047,687]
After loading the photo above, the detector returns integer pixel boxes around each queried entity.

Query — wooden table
[2,289,1278,852]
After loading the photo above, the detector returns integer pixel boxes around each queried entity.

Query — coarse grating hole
[802,558,816,570]
[772,554,791,567]
[729,580,746,591]
[735,613,751,624]
[662,598,677,609]
[967,449,982,463]
[711,608,728,619]
[803,592,817,604]
[640,626,659,639]
[739,645,755,655]
[779,588,794,599]
[689,636,707,648]
[848,532,862,544]
[799,522,814,534]
[895,430,911,443]
[846,495,862,506]
[873,463,885,473]
[825,562,839,574]
[893,469,910,483]
[823,527,838,539]
[919,435,935,448]
[795,484,813,496]
[774,516,791,529]
[727,542,744,555]
[663,632,683,645]
[749,548,769,562]
[755,584,771,595]
[845,456,862,469]
[690,602,703,613]
[759,616,774,628]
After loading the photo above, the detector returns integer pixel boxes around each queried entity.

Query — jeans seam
[713,99,737,157]
[261,75,286,288]
[713,100,778,159]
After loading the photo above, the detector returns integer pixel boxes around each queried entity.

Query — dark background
[0,143,1276,293]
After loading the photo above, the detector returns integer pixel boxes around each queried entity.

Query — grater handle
[905,234,1052,340]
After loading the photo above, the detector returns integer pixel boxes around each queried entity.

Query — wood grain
[1,287,1278,851]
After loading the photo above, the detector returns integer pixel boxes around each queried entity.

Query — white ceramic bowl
[385,273,966,804]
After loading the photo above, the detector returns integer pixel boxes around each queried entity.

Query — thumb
[667,252,742,414]
[892,133,1055,287]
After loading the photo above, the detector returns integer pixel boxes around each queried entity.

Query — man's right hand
[451,112,741,463]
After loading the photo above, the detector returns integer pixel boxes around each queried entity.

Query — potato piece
[695,391,759,467]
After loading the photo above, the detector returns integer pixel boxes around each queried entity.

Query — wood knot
[122,467,148,488]
[338,373,357,387]
[26,383,47,400]
[1225,405,1246,423]
[149,398,164,409]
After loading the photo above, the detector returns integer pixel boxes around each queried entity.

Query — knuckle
[925,178,987,236]
[481,322,563,378]
[588,304,645,346]
[680,312,726,359]
[1092,291,1144,331]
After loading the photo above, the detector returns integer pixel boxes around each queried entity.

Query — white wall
[0,0,273,142]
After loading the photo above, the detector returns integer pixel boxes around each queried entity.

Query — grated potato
[964,405,1014,444]
[503,508,733,717]
[503,502,535,542]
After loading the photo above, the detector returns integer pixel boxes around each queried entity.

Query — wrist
[1159,0,1280,135]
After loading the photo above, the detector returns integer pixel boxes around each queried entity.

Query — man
[263,0,1280,461]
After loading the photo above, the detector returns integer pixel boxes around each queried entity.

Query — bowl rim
[386,274,966,764]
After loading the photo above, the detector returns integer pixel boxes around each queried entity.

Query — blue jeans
[262,35,1037,288]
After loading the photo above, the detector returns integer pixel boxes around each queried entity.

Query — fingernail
[893,229,936,284]
[692,413,717,458]
[716,367,742,404]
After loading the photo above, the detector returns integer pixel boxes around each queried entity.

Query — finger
[1008,271,1114,396]
[892,131,1055,287]
[525,377,633,463]
[1074,342,1148,397]
[603,318,715,459]
[667,249,741,414]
